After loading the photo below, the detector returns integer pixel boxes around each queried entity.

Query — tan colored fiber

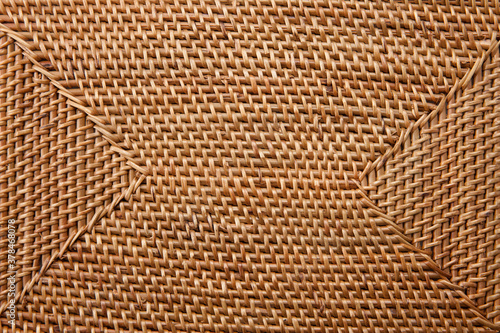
[366,41,500,323]
[0,34,131,313]
[14,181,499,332]
[0,0,499,332]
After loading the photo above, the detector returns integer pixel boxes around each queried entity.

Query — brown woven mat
[2,0,498,178]
[0,0,499,331]
[0,33,132,313]
[15,180,497,332]
[365,39,500,324]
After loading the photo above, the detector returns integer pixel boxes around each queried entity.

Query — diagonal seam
[360,37,500,182]
[0,28,139,314]
[360,38,500,325]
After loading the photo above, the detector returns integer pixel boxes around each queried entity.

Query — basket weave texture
[0,0,499,332]
[0,35,131,313]
[366,43,500,324]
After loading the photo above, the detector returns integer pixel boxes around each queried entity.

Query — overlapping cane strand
[0,0,499,332]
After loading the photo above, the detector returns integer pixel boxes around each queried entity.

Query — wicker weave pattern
[1,0,498,178]
[0,34,131,313]
[0,0,499,332]
[366,44,500,323]
[14,181,496,332]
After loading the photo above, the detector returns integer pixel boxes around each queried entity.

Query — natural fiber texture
[1,0,498,178]
[0,0,499,332]
[0,34,131,312]
[365,42,500,323]
[14,181,496,332]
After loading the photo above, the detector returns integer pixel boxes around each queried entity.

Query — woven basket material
[366,42,500,323]
[2,0,499,178]
[15,181,496,332]
[0,34,131,312]
[0,0,500,332]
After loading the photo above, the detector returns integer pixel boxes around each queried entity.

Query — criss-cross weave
[0,33,132,313]
[365,40,500,324]
[0,0,500,332]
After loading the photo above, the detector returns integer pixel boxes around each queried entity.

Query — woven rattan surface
[365,39,500,324]
[13,180,497,332]
[0,34,132,313]
[2,0,498,177]
[0,0,499,332]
